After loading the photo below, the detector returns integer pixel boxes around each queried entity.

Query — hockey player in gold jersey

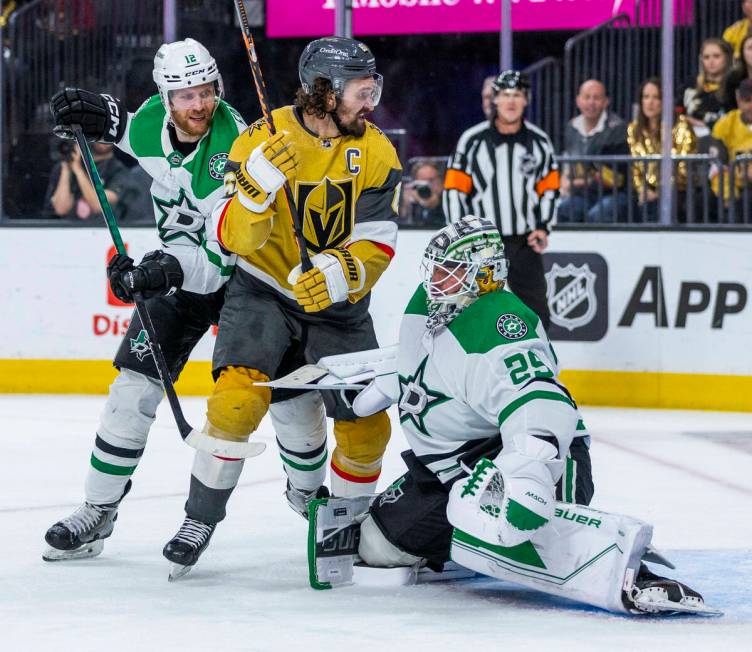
[163,37,402,575]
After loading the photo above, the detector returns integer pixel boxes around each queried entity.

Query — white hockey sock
[270,392,328,492]
[85,369,162,504]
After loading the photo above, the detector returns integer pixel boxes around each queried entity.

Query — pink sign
[266,0,649,39]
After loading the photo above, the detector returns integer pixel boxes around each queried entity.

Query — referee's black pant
[502,235,550,331]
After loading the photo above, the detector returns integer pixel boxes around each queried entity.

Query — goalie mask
[153,38,224,114]
[421,216,508,329]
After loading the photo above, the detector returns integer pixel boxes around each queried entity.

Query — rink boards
[0,227,750,411]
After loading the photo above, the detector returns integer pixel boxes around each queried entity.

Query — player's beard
[331,102,368,137]
[171,107,214,139]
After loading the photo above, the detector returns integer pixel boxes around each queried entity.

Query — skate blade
[43,539,104,562]
[634,594,723,616]
[168,562,193,582]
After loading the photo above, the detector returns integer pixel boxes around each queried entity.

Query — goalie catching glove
[50,88,126,143]
[108,251,184,303]
[235,130,299,213]
[289,249,365,313]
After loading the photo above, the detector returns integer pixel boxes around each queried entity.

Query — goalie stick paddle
[70,125,265,459]
[232,0,313,272]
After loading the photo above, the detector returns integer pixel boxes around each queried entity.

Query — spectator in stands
[559,79,629,223]
[44,141,128,220]
[117,165,155,224]
[400,159,447,227]
[723,0,752,60]
[680,39,733,137]
[627,78,697,222]
[711,78,752,215]
[481,75,496,120]
[724,34,752,109]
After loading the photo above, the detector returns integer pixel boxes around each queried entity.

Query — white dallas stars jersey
[116,96,246,293]
[397,285,588,484]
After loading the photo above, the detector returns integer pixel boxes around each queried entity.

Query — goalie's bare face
[169,83,216,137]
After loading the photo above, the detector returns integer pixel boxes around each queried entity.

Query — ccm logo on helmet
[102,94,120,138]
[185,68,208,77]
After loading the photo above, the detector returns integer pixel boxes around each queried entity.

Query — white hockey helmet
[152,38,224,111]
[421,216,508,327]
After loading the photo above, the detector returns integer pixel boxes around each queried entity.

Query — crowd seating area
[1,0,751,227]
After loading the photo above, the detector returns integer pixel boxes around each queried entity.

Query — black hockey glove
[50,88,127,143]
[107,253,136,304]
[108,251,184,303]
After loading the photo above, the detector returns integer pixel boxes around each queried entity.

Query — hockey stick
[232,0,313,272]
[70,125,265,459]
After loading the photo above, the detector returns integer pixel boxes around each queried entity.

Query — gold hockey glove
[288,249,365,313]
[235,130,299,213]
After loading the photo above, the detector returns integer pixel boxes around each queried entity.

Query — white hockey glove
[236,131,299,213]
[447,435,559,548]
[288,249,365,313]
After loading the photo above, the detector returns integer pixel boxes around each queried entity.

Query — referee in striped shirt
[443,71,560,329]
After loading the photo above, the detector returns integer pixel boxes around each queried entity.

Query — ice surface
[1,397,750,651]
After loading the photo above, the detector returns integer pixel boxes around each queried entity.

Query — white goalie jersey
[396,284,588,484]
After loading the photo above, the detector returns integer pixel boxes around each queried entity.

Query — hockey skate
[624,564,722,616]
[285,480,330,520]
[43,480,132,562]
[163,516,216,581]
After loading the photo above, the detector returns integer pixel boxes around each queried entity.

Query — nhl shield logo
[546,263,597,331]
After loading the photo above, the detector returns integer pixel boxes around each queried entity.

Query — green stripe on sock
[280,452,327,472]
[90,454,137,476]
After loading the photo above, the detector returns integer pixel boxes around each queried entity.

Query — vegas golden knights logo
[297,177,354,253]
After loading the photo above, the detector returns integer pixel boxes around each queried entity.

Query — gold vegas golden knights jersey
[215,105,402,304]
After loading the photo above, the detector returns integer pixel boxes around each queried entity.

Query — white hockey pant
[85,369,163,504]
[450,502,653,614]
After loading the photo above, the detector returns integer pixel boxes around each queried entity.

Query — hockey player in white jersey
[43,39,325,565]
[307,216,716,615]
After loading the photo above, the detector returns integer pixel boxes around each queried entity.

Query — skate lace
[62,503,107,536]
[174,518,214,547]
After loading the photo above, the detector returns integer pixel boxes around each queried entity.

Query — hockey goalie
[299,215,719,616]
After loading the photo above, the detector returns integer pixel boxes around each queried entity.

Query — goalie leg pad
[358,514,422,567]
[451,502,653,614]
[270,392,328,492]
[85,369,162,504]
[331,411,390,496]
[206,366,271,442]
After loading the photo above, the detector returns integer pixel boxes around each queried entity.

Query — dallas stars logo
[398,356,451,437]
[129,329,152,362]
[154,188,205,245]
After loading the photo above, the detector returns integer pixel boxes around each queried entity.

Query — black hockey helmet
[299,37,379,96]
[492,70,531,94]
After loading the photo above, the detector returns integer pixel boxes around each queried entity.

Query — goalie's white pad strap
[239,143,287,213]
[450,503,653,614]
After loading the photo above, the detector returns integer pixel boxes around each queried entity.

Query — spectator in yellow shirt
[723,0,752,60]
[711,78,752,208]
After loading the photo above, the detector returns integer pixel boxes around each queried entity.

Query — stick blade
[184,429,266,459]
